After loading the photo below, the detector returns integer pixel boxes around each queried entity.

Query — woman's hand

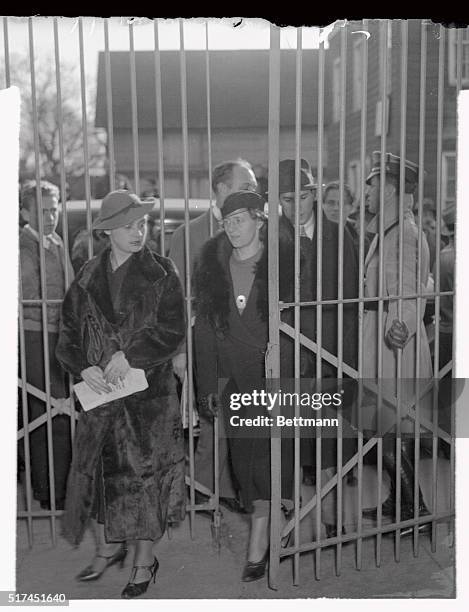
[81,366,112,394]
[103,351,131,386]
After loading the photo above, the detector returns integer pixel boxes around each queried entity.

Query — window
[352,38,364,112]
[442,152,456,210]
[332,57,341,123]
[448,28,469,86]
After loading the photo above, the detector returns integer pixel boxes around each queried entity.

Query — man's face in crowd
[218,165,258,208]
[279,189,315,226]
[422,210,436,233]
[365,175,381,215]
[23,195,60,236]
[223,210,261,250]
[322,188,354,225]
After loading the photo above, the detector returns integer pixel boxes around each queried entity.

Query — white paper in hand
[74,368,148,412]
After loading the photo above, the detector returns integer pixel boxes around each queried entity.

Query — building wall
[326,20,461,208]
[113,126,325,198]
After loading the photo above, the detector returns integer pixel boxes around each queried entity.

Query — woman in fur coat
[193,190,312,583]
[56,190,186,599]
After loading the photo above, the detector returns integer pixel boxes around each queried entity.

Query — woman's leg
[248,501,270,562]
[128,539,156,583]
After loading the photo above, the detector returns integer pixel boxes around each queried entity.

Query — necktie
[300,225,307,237]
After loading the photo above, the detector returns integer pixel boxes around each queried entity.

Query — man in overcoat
[19,180,74,510]
[277,159,359,534]
[362,151,432,529]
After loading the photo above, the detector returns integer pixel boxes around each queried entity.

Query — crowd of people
[17,153,455,597]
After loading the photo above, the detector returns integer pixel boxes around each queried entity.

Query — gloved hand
[385,319,409,350]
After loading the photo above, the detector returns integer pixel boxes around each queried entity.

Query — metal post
[267,23,281,591]
[153,19,166,256]
[335,23,347,577]
[205,21,214,237]
[53,18,76,441]
[414,19,428,556]
[315,25,325,581]
[78,18,93,259]
[178,19,196,538]
[28,17,57,544]
[356,18,369,571]
[104,18,116,193]
[128,21,140,196]
[376,19,390,568]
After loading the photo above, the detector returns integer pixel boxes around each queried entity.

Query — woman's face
[107,216,148,256]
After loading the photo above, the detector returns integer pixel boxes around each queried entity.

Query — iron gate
[4,16,461,588]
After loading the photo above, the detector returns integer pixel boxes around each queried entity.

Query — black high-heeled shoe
[76,544,127,582]
[121,557,159,599]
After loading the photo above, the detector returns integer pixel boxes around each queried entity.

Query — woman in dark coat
[193,191,312,582]
[56,190,186,598]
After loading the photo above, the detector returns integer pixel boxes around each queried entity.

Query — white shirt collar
[301,212,315,240]
[24,224,61,250]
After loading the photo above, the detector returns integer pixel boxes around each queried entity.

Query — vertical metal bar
[267,23,281,591]
[78,18,93,260]
[356,19,369,571]
[414,19,428,556]
[315,25,325,581]
[205,21,214,237]
[128,22,140,196]
[292,27,302,587]
[395,20,409,562]
[53,18,76,441]
[376,19,390,567]
[335,23,347,577]
[3,17,10,87]
[104,19,116,193]
[18,279,34,546]
[153,19,166,256]
[432,24,445,554]
[28,17,57,545]
[178,19,196,537]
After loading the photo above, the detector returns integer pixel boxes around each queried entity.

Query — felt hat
[93,190,155,230]
[222,191,265,219]
[278,158,316,194]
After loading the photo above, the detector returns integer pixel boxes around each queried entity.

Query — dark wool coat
[282,212,359,470]
[193,227,311,510]
[56,246,186,545]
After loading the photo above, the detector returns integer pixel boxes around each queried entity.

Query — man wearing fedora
[277,159,359,534]
[362,151,432,532]
[56,190,186,598]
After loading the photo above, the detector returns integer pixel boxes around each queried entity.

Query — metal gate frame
[265,20,458,589]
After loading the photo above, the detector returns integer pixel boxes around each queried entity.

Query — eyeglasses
[222,213,250,230]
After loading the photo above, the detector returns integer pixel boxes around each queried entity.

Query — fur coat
[56,246,186,544]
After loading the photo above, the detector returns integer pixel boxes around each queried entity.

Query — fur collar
[78,246,167,324]
[194,222,298,333]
